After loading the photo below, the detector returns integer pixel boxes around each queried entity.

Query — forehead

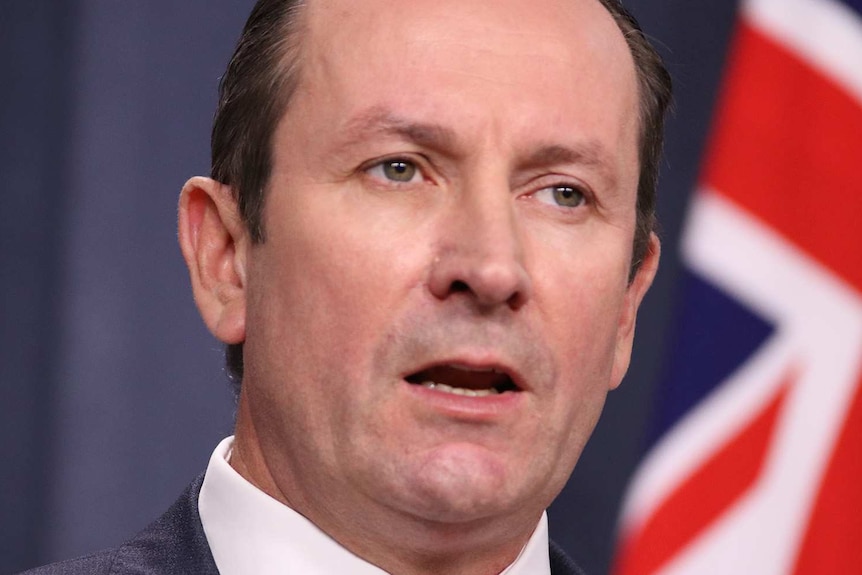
[285,0,639,177]
[303,0,627,52]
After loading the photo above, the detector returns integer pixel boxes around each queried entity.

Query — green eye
[382,160,417,182]
[552,186,584,207]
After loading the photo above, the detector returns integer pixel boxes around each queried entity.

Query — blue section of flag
[647,268,776,446]
[840,0,862,19]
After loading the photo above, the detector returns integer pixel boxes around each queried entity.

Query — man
[24,0,670,573]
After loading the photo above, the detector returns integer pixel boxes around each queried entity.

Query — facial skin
[179,0,659,573]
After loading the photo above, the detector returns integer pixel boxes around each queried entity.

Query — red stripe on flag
[791,368,862,574]
[612,372,794,575]
[702,22,862,294]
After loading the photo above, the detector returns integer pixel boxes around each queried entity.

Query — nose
[427,182,532,311]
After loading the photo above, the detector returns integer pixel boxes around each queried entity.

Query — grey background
[1,1,739,574]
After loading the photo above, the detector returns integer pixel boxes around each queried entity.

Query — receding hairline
[262,0,645,129]
[269,0,641,172]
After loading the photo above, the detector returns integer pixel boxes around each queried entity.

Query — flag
[613,0,862,573]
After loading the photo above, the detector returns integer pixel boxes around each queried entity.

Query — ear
[178,176,248,345]
[609,233,660,390]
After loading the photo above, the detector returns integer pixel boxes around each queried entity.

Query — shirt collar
[199,436,550,575]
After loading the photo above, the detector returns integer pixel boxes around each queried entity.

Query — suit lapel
[549,539,587,575]
[112,474,219,574]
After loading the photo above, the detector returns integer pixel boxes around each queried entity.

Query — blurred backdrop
[1,1,740,574]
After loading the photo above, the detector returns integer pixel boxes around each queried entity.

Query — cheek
[542,293,620,462]
[247,194,436,395]
[531,246,630,444]
[539,260,628,373]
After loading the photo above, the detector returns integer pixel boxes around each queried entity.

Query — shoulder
[17,551,117,575]
[549,539,588,575]
[18,475,218,575]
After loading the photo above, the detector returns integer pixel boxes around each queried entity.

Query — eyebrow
[515,142,618,188]
[339,107,458,154]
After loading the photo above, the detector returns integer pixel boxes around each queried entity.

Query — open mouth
[405,364,520,397]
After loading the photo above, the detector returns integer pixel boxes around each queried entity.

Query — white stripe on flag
[744,0,862,102]
[620,189,862,574]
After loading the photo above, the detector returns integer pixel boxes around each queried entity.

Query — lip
[400,355,530,393]
[399,354,530,420]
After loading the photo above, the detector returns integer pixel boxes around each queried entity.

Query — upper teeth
[420,381,500,397]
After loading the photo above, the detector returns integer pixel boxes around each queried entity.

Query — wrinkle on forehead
[339,107,459,155]
[328,105,622,193]
[289,0,640,194]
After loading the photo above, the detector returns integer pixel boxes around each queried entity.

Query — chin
[392,442,533,524]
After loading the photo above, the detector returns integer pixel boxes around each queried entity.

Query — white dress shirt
[199,436,551,575]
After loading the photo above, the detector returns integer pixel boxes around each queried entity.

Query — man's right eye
[366,159,420,183]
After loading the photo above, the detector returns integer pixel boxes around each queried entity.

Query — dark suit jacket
[21,475,586,575]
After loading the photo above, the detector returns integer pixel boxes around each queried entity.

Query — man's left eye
[535,185,586,208]
[367,159,420,183]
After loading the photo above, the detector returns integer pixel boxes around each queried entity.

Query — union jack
[613,0,862,573]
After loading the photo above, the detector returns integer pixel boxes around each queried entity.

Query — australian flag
[613,0,862,573]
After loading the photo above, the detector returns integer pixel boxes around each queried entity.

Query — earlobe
[609,233,661,389]
[178,176,248,345]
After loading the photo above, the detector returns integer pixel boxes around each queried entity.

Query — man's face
[240,0,653,540]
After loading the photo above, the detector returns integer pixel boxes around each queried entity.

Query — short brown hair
[211,0,672,387]
[602,0,673,275]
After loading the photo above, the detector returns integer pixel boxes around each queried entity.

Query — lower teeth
[420,381,500,397]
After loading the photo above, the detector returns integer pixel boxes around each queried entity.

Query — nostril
[506,291,526,310]
[451,280,470,293]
